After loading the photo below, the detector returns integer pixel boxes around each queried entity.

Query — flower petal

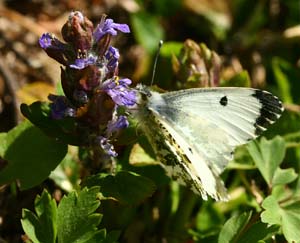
[69,55,97,69]
[102,78,136,107]
[39,33,65,50]
[94,18,130,42]
[107,115,129,134]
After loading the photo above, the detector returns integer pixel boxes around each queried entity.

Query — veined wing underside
[138,108,229,201]
[144,87,283,201]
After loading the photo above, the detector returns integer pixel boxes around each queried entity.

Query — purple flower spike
[98,136,118,157]
[107,115,129,134]
[94,18,130,42]
[69,55,97,69]
[39,33,65,50]
[102,78,137,107]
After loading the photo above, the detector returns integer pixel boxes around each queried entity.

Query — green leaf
[0,133,7,155]
[247,136,286,186]
[57,187,102,243]
[85,229,120,243]
[103,230,121,243]
[129,143,158,166]
[49,148,80,192]
[261,195,300,243]
[272,168,298,186]
[261,196,281,226]
[272,57,293,103]
[218,211,252,243]
[238,222,279,243]
[83,171,156,205]
[130,12,165,53]
[0,121,67,190]
[152,0,182,16]
[84,229,106,243]
[281,202,300,243]
[221,70,251,87]
[21,102,84,146]
[160,41,183,57]
[21,190,57,243]
[196,202,224,232]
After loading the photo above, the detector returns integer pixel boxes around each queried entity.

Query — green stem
[168,189,199,243]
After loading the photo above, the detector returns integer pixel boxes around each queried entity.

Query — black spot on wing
[220,96,228,106]
[252,90,283,135]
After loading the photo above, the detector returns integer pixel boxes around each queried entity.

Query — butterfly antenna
[150,40,163,86]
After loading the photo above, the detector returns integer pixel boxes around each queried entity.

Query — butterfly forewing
[132,86,283,201]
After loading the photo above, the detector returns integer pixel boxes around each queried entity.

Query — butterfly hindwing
[153,113,229,200]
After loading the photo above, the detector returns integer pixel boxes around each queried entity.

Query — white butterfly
[130,85,283,201]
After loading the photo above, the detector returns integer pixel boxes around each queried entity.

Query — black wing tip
[252,90,284,135]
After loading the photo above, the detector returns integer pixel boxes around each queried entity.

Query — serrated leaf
[85,229,120,243]
[57,187,102,243]
[21,190,57,243]
[218,211,252,243]
[103,230,121,243]
[272,168,298,186]
[247,136,286,186]
[261,195,300,243]
[261,196,281,225]
[83,171,156,205]
[84,229,106,243]
[130,12,165,53]
[272,185,293,202]
[0,121,67,190]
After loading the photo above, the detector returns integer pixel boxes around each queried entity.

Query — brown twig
[0,54,21,125]
[283,103,300,113]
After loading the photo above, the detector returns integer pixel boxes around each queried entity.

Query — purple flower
[69,55,97,69]
[94,18,130,42]
[107,115,129,134]
[102,78,137,107]
[105,46,120,73]
[97,136,118,157]
[39,33,65,50]
[48,94,76,119]
[39,33,71,65]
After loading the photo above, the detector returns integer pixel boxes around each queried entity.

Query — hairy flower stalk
[39,11,136,161]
